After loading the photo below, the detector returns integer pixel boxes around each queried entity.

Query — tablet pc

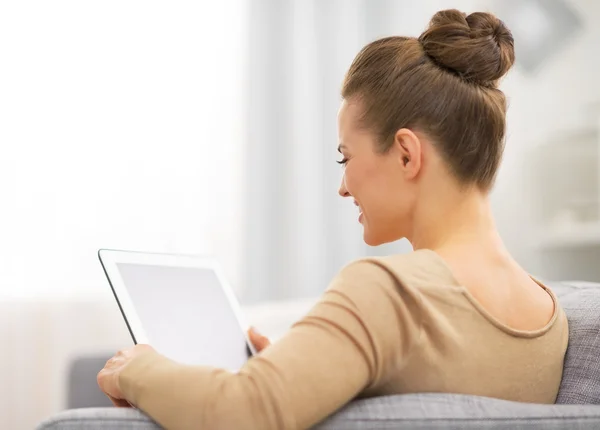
[98,249,256,371]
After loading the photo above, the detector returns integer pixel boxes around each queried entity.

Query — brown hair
[342,9,515,190]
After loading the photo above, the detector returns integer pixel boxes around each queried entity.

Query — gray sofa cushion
[36,394,600,430]
[550,282,600,405]
[315,393,600,430]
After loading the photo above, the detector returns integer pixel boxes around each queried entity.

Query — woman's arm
[103,259,421,430]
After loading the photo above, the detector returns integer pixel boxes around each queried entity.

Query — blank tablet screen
[115,262,251,370]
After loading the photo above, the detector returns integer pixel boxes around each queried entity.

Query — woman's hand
[98,329,268,407]
[248,327,271,352]
[97,344,157,407]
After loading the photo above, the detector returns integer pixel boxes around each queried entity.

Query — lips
[354,200,363,222]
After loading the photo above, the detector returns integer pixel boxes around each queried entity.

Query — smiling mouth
[354,200,363,221]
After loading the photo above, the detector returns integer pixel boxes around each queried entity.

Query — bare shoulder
[440,251,557,331]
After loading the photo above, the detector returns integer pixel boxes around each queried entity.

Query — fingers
[248,327,271,352]
[98,370,129,407]
[97,353,126,404]
[98,345,155,408]
[109,395,132,408]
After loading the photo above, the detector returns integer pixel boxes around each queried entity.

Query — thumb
[249,326,271,352]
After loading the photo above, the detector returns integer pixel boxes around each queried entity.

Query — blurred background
[1,0,598,427]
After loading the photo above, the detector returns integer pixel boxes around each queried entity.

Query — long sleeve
[119,259,423,430]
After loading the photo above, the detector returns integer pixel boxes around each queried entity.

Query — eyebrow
[337,144,345,153]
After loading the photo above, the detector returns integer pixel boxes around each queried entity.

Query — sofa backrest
[551,282,600,404]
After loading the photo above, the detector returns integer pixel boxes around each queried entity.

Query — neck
[408,185,505,255]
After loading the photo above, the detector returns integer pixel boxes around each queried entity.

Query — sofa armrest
[37,394,600,430]
[36,407,160,430]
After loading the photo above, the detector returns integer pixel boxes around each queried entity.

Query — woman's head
[337,9,515,246]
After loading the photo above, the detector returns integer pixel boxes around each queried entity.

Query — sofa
[37,281,600,429]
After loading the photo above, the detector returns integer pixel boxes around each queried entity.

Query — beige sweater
[120,249,569,430]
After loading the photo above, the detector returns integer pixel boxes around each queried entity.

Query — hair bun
[418,9,515,86]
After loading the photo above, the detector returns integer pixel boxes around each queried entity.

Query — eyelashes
[336,158,348,166]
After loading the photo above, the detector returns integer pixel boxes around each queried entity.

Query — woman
[98,9,568,430]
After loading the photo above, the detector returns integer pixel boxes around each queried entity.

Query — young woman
[98,9,568,430]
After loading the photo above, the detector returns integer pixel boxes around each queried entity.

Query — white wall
[0,0,248,300]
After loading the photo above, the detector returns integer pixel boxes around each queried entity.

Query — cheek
[345,161,387,202]
[363,163,408,220]
[344,163,368,196]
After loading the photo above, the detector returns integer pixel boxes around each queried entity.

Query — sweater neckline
[416,248,560,338]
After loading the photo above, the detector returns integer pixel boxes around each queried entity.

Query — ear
[391,128,422,179]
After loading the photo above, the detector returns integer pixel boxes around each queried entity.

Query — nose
[338,175,350,198]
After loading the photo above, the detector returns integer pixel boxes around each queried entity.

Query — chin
[363,225,405,247]
[363,230,385,247]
